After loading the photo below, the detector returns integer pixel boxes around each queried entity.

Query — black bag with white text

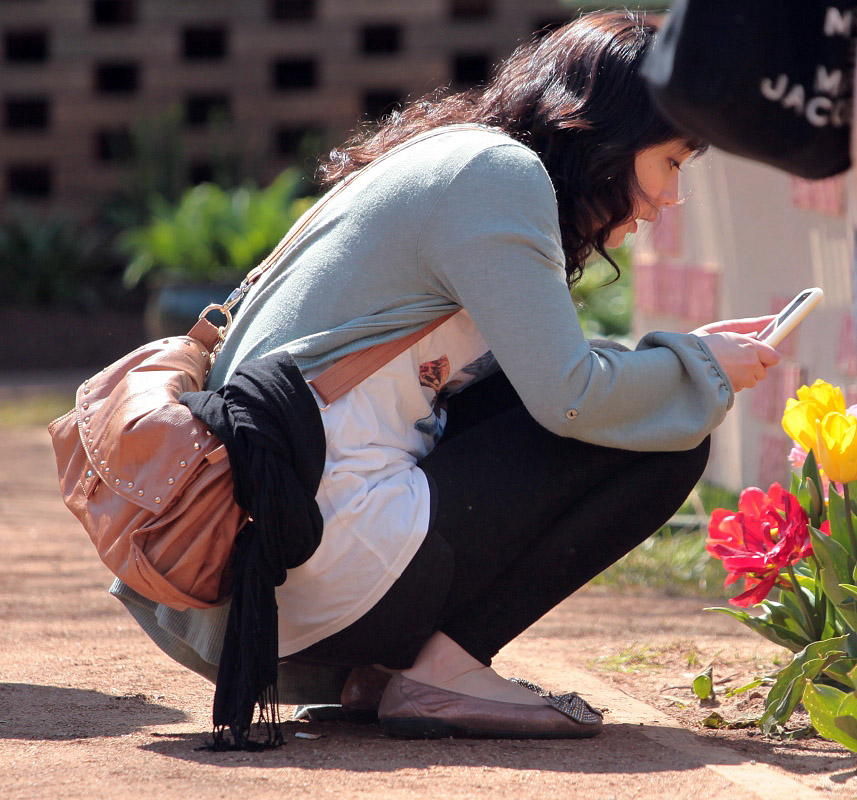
[642,0,855,179]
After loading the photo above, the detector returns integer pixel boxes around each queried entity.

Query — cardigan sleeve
[417,142,733,451]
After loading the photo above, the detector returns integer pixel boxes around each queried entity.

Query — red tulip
[707,484,817,607]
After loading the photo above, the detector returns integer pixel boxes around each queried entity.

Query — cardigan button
[565,408,579,420]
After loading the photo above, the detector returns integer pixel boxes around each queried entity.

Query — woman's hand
[690,317,780,392]
[690,316,776,337]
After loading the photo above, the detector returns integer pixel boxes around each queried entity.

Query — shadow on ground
[0,683,187,740]
[136,719,839,777]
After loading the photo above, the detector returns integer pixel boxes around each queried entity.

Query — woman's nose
[660,173,680,207]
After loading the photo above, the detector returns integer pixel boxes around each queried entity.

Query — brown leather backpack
[48,318,245,610]
[47,309,452,611]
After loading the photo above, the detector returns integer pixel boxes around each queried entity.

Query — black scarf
[180,348,326,750]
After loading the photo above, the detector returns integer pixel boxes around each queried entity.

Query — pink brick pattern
[750,362,804,423]
[839,312,857,377]
[757,432,792,489]
[634,262,718,323]
[651,206,681,257]
[790,175,846,217]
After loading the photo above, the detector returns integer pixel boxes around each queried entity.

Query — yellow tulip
[782,380,846,454]
[783,399,823,452]
[816,412,857,484]
[797,379,846,415]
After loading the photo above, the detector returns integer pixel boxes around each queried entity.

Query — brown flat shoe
[378,674,603,739]
[340,665,394,713]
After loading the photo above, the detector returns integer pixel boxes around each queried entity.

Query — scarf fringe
[203,685,284,752]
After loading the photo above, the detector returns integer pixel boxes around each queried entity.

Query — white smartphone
[757,287,823,347]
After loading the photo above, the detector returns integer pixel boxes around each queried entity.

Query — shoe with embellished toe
[377,673,603,739]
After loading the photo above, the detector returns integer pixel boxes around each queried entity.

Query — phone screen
[758,291,813,339]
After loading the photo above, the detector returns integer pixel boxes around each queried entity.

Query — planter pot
[144,282,238,339]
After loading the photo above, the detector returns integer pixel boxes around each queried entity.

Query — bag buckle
[198,279,253,354]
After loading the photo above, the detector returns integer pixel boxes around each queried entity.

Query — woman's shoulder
[407,124,543,168]
[398,125,553,198]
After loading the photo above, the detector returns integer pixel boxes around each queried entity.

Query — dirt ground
[3,425,857,800]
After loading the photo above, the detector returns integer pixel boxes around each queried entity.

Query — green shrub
[119,169,317,287]
[0,206,118,311]
[574,245,632,339]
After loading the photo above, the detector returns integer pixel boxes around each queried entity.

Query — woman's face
[604,140,694,248]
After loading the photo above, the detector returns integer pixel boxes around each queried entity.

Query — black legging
[288,362,710,670]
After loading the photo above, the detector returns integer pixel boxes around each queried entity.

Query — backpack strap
[198,125,486,354]
[197,125,486,398]
[307,312,456,407]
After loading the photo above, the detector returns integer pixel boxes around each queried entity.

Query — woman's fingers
[691,315,777,337]
[698,332,780,392]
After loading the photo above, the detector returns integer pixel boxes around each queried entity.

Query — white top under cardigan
[279,309,493,654]
[111,126,733,693]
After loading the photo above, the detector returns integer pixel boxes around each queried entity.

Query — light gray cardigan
[112,126,733,700]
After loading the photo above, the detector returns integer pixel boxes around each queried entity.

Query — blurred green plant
[0,206,119,311]
[99,107,266,230]
[594,482,739,596]
[120,169,317,288]
[574,245,632,339]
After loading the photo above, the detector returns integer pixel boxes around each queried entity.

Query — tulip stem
[786,563,816,640]
[843,483,857,556]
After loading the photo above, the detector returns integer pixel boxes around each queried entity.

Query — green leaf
[764,597,815,640]
[820,657,857,690]
[810,528,857,631]
[802,449,825,525]
[794,570,816,593]
[759,636,848,733]
[827,486,855,553]
[700,711,758,729]
[778,587,820,640]
[706,606,812,652]
[835,691,857,741]
[803,682,857,752]
[790,471,801,498]
[803,477,823,528]
[692,667,714,700]
[725,678,764,698]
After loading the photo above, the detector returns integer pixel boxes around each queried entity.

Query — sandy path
[2,426,854,799]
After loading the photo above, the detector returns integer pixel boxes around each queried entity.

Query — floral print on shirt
[414,351,496,442]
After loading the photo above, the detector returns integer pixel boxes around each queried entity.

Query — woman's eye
[669,158,682,171]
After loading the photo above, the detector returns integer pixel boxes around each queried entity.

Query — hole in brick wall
[95,62,139,94]
[5,97,50,130]
[95,127,134,162]
[7,164,52,198]
[361,24,402,55]
[363,90,403,122]
[452,53,491,87]
[274,124,320,157]
[270,0,315,21]
[450,0,494,20]
[272,58,318,90]
[92,0,137,26]
[4,30,49,63]
[183,26,228,60]
[189,162,215,184]
[184,93,231,126]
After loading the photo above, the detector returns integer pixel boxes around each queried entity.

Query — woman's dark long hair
[318,11,705,286]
